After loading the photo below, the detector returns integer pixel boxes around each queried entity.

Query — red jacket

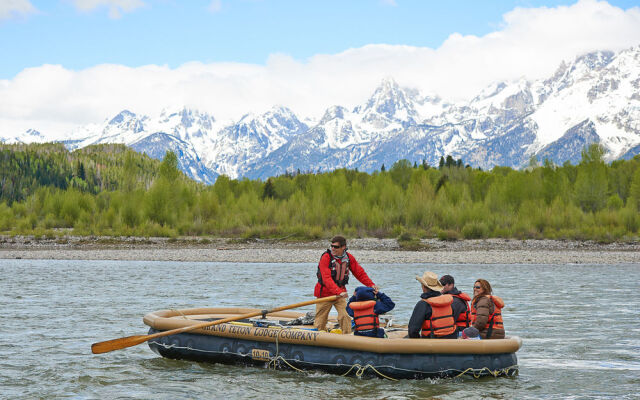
[314,252,375,297]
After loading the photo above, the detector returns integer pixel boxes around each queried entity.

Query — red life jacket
[470,295,504,338]
[451,292,471,328]
[316,250,351,288]
[349,300,379,333]
[420,295,456,338]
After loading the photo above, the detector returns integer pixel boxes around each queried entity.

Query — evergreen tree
[445,155,455,168]
[262,178,276,200]
[77,161,86,181]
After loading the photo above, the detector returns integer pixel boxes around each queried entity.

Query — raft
[144,307,521,380]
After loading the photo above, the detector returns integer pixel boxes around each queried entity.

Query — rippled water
[1,259,639,399]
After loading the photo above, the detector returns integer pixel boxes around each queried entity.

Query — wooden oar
[91,294,340,354]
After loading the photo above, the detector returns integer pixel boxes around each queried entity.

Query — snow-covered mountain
[3,45,640,182]
[62,108,219,183]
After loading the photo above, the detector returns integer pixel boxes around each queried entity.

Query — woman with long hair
[470,279,505,339]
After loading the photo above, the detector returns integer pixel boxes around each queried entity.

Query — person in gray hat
[408,271,458,339]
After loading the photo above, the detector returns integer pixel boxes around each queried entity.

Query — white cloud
[1,0,640,137]
[70,0,145,18]
[208,0,222,13]
[380,0,397,6]
[0,0,37,20]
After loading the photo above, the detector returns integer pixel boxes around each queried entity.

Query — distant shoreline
[1,236,638,264]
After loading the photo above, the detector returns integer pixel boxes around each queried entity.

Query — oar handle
[91,294,340,354]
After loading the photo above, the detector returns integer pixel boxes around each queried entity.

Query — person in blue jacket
[346,286,395,338]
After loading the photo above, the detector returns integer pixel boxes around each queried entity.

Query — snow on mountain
[65,108,221,184]
[530,47,640,160]
[130,131,217,184]
[354,77,420,129]
[244,78,426,178]
[202,105,308,178]
[3,45,640,182]
[1,128,47,144]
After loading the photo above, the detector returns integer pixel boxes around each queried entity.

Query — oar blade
[91,335,150,354]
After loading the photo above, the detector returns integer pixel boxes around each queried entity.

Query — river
[1,260,638,399]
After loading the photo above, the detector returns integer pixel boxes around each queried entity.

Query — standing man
[314,235,378,334]
[440,274,472,334]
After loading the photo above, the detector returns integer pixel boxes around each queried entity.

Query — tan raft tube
[144,307,522,355]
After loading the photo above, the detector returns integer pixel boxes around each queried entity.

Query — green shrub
[606,194,623,210]
[461,221,489,239]
[437,229,460,241]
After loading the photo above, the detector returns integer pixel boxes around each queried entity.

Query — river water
[1,260,639,399]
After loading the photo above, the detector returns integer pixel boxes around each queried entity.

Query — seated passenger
[346,286,395,338]
[470,279,506,339]
[440,274,472,335]
[460,326,481,340]
[408,271,458,339]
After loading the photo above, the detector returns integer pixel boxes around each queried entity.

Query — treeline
[1,143,640,242]
[0,143,160,204]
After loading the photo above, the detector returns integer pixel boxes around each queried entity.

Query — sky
[1,0,640,137]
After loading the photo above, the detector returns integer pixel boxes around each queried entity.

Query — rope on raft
[453,365,519,378]
[340,363,399,381]
[265,327,399,380]
[266,327,306,373]
[255,325,517,381]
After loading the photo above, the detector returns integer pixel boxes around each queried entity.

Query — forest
[1,142,639,243]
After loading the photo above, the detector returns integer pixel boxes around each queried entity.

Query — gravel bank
[1,236,638,264]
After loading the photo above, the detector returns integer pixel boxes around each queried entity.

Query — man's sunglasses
[330,244,342,249]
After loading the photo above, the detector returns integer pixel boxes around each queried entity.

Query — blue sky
[2,0,638,79]
[1,0,640,136]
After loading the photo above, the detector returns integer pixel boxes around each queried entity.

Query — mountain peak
[108,110,136,125]
[26,129,43,138]
[104,110,145,136]
[357,77,417,125]
[573,50,615,71]
[320,105,347,124]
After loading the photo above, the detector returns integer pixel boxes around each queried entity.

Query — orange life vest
[451,292,471,328]
[420,294,456,338]
[470,295,504,338]
[350,300,379,333]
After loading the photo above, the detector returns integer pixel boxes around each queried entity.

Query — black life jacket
[316,250,350,287]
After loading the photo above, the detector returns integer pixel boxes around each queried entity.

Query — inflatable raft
[144,307,521,380]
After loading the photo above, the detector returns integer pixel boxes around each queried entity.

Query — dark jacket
[446,287,470,331]
[472,296,506,339]
[346,286,395,338]
[408,290,457,339]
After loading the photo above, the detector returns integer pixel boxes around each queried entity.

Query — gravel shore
[1,236,638,264]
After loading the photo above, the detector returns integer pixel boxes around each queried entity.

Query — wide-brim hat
[416,271,444,291]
